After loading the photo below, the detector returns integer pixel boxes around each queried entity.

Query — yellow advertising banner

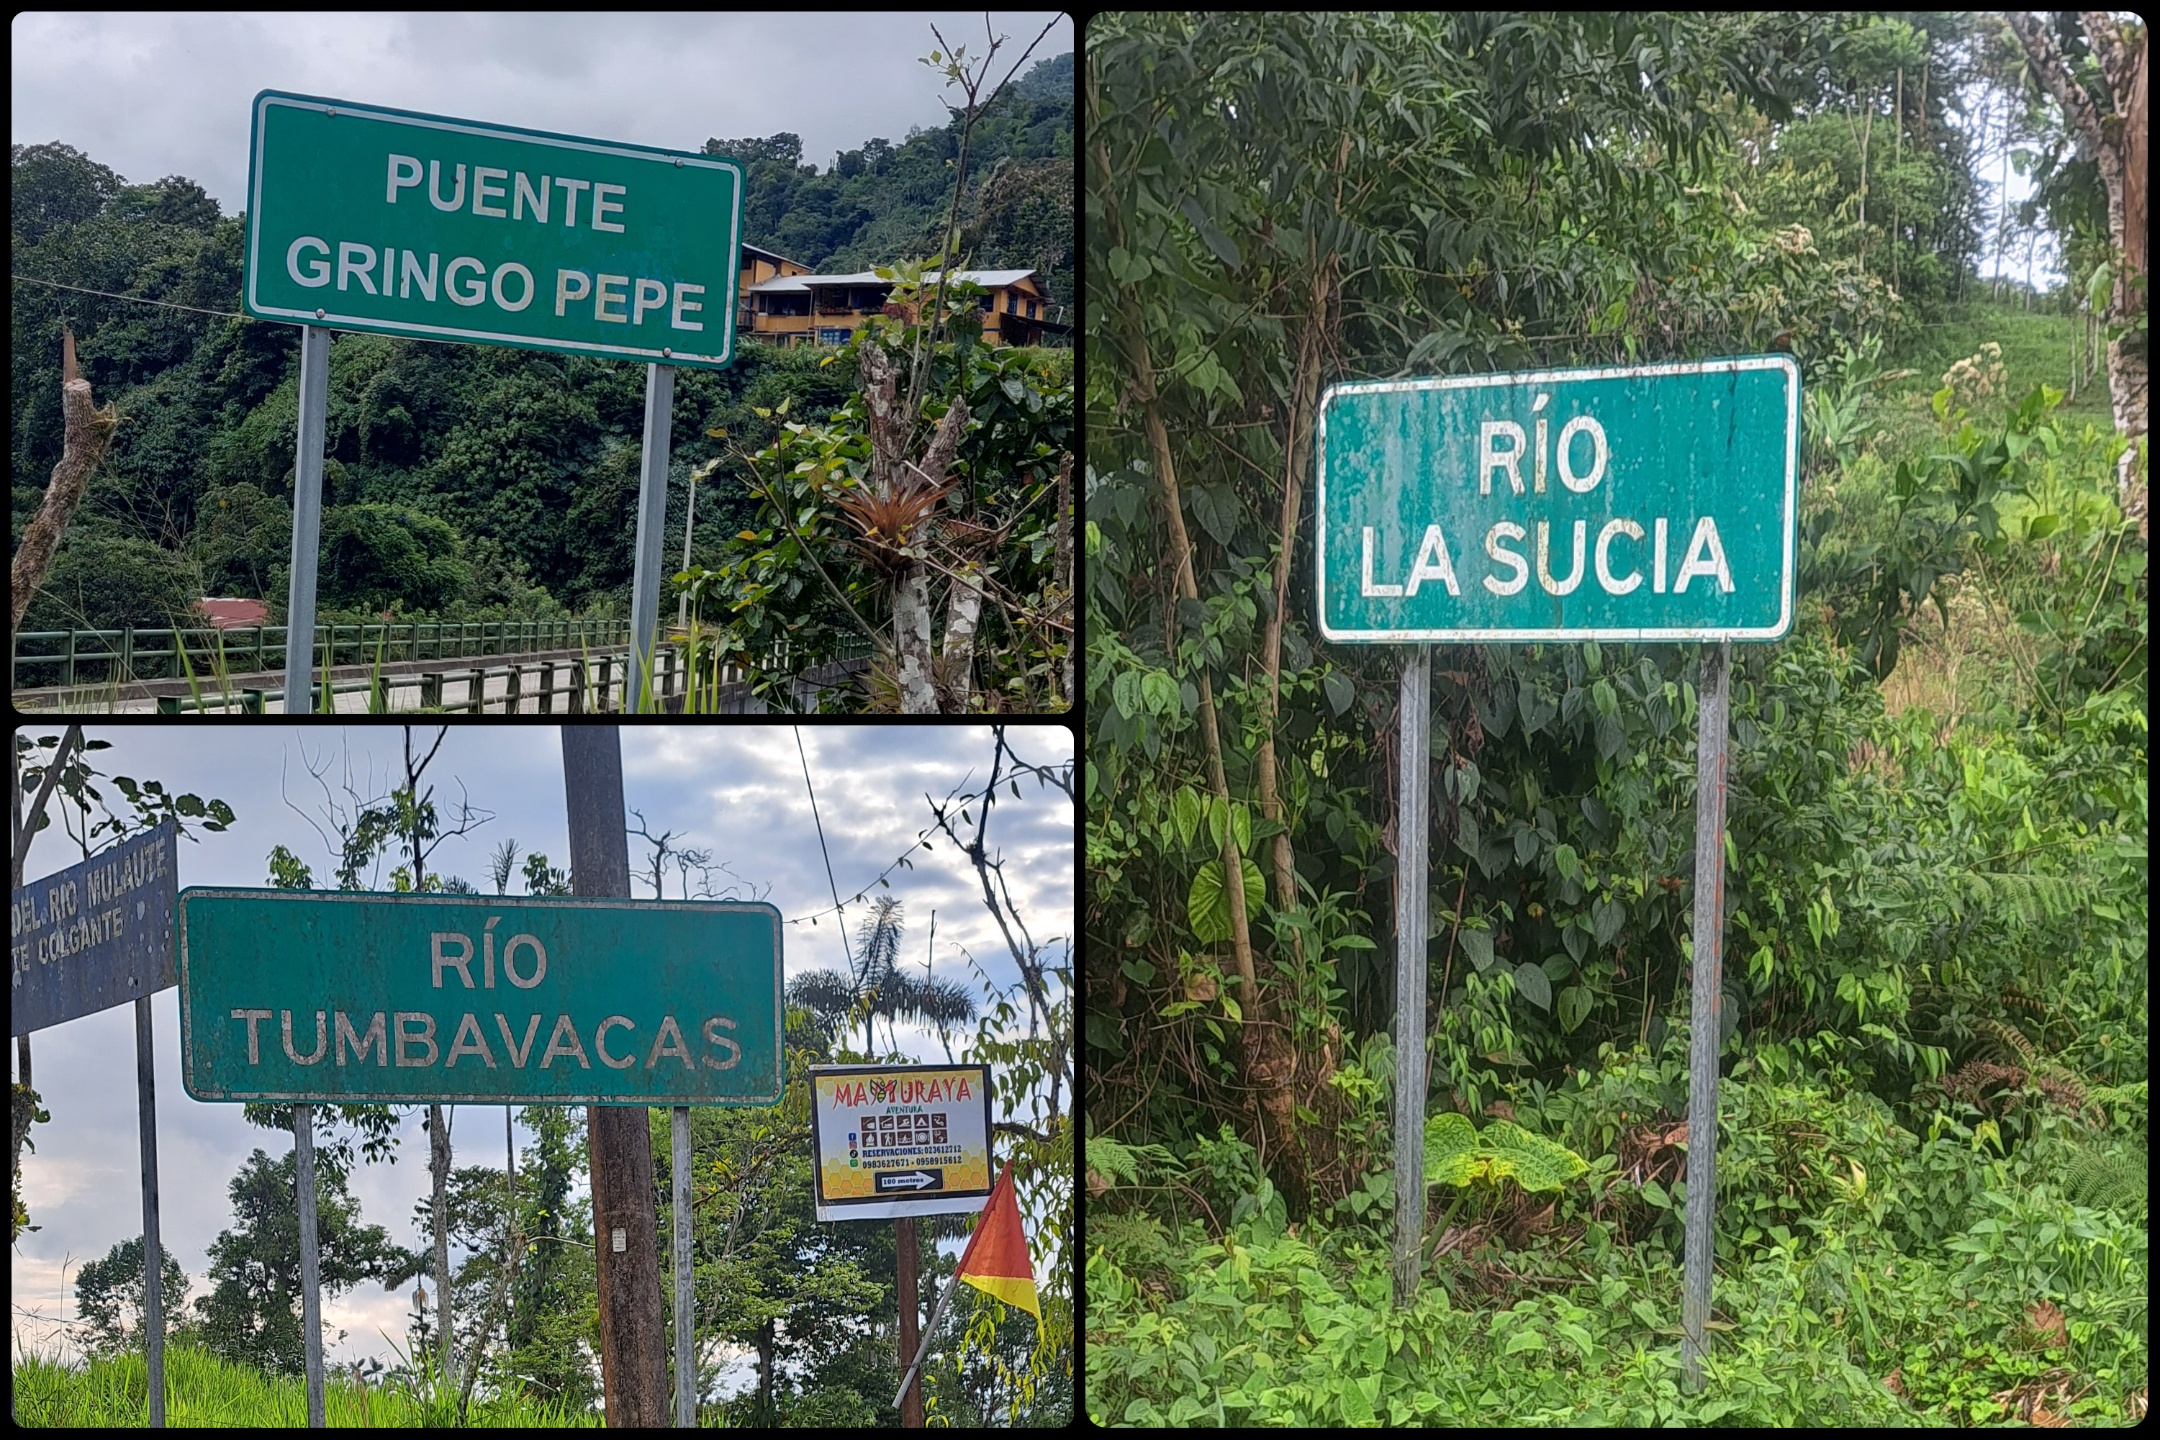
[809,1063,993,1221]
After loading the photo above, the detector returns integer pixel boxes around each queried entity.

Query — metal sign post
[671,1104,694,1427]
[1681,640,1732,1391]
[1317,358,1795,1376]
[293,1101,326,1428]
[628,364,676,712]
[134,994,165,1427]
[283,325,330,714]
[1392,646,1430,1306]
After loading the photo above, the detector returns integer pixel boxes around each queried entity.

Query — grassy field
[12,1343,600,1428]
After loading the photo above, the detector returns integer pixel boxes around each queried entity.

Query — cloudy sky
[10,721,1071,1384]
[10,11,1072,216]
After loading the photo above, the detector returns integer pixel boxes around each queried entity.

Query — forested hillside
[1087,12,2146,1426]
[8,51,1071,666]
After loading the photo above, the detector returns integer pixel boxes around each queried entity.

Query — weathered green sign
[178,890,780,1104]
[243,91,742,369]
[1315,357,1799,642]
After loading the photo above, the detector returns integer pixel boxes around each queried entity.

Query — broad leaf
[1460,925,1495,972]
[1513,959,1552,1011]
[1187,857,1265,944]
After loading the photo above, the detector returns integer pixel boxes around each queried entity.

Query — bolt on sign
[11,821,179,1036]
[243,91,744,369]
[808,1064,993,1221]
[177,891,781,1104]
[1316,356,1799,642]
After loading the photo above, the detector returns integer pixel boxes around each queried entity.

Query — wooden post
[672,1105,695,1428]
[135,995,164,1427]
[563,728,669,1426]
[1392,646,1431,1307]
[897,1216,923,1425]
[294,1102,326,1427]
[1681,640,1732,1392]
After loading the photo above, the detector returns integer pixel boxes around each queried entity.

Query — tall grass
[11,1341,599,1428]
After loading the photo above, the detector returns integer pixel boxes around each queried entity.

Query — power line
[793,727,856,979]
[10,273,251,321]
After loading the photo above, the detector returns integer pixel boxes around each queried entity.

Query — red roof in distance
[197,598,270,629]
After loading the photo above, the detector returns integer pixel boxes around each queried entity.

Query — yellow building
[744,267,1064,347]
[738,243,811,333]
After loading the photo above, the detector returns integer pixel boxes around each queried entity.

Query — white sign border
[807,1062,995,1222]
[244,91,744,369]
[1315,354,1799,643]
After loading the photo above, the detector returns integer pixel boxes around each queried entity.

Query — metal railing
[151,644,874,715]
[12,618,631,690]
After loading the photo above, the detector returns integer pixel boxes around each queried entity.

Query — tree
[2004,12,2148,534]
[193,1147,422,1376]
[500,1105,598,1414]
[318,502,472,612]
[10,141,124,244]
[17,528,202,637]
[73,1235,190,1357]
[190,482,291,600]
[787,896,979,1057]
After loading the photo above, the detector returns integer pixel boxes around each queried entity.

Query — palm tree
[786,897,976,1058]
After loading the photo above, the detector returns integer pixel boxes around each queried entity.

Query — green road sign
[177,890,780,1104]
[1316,356,1798,642]
[244,91,742,369]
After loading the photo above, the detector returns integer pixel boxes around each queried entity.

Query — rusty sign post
[1317,359,1796,1364]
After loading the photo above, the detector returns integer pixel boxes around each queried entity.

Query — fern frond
[1978,1017,2037,1067]
[1085,1134,1177,1187]
[2060,1143,2149,1212]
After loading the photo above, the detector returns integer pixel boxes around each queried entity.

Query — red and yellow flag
[954,1161,1039,1321]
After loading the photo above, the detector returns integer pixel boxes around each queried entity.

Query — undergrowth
[10,1341,598,1427]
[1087,1055,2149,1427]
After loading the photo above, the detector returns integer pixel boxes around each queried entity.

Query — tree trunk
[756,1317,775,1423]
[894,569,938,713]
[940,561,984,710]
[12,329,120,632]
[1096,124,1296,1163]
[2008,13,2148,536]
[1253,267,1331,919]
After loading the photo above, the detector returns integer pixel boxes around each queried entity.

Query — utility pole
[563,727,669,1425]
[897,1216,924,1426]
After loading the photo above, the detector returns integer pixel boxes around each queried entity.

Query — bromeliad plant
[1424,1113,1590,1253]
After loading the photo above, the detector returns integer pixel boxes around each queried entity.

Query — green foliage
[709,52,1073,302]
[1423,1113,1588,1194]
[10,1340,599,1427]
[10,68,1070,660]
[318,502,471,613]
[19,528,203,632]
[1085,11,2144,1425]
[72,1236,190,1357]
[194,1148,424,1377]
